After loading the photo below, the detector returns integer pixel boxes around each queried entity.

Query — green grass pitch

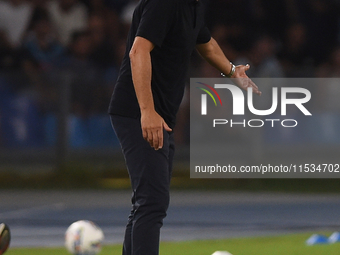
[6,232,340,255]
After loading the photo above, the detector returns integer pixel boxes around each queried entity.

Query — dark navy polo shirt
[109,0,211,128]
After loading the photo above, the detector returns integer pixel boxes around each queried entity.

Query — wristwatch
[221,62,236,78]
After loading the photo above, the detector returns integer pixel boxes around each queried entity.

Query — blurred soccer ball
[0,223,10,255]
[212,251,233,255]
[65,220,104,255]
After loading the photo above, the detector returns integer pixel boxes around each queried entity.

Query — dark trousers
[110,115,175,255]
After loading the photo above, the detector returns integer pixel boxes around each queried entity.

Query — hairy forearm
[196,37,233,76]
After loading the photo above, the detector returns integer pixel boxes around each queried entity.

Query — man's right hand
[141,110,172,150]
[129,36,172,150]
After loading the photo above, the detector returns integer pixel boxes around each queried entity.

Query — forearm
[197,37,261,95]
[129,38,172,149]
[129,45,155,114]
[196,37,233,76]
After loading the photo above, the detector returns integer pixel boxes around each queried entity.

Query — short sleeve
[196,25,211,44]
[136,0,177,48]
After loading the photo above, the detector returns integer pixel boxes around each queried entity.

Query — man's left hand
[232,64,262,96]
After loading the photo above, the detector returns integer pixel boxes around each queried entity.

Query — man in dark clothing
[109,0,261,255]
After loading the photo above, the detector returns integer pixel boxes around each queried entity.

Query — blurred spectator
[85,0,121,55]
[278,23,314,77]
[27,1,50,29]
[22,12,65,71]
[86,0,115,15]
[0,30,22,71]
[317,45,340,78]
[0,0,34,48]
[18,12,65,113]
[114,38,127,66]
[253,0,291,40]
[298,0,339,63]
[88,14,115,69]
[234,35,284,78]
[210,24,248,58]
[206,0,249,30]
[87,13,119,101]
[65,30,105,116]
[101,0,128,14]
[315,45,340,112]
[47,0,88,45]
[29,0,47,8]
[120,0,138,25]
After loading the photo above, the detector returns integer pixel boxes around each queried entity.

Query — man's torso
[109,0,210,128]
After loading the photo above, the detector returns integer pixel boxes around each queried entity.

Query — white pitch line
[0,203,65,219]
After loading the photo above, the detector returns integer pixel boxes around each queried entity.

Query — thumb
[163,121,172,132]
[245,64,250,70]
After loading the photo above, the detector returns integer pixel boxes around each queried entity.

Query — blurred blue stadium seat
[88,114,119,148]
[306,113,340,144]
[0,94,44,147]
[43,113,119,149]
